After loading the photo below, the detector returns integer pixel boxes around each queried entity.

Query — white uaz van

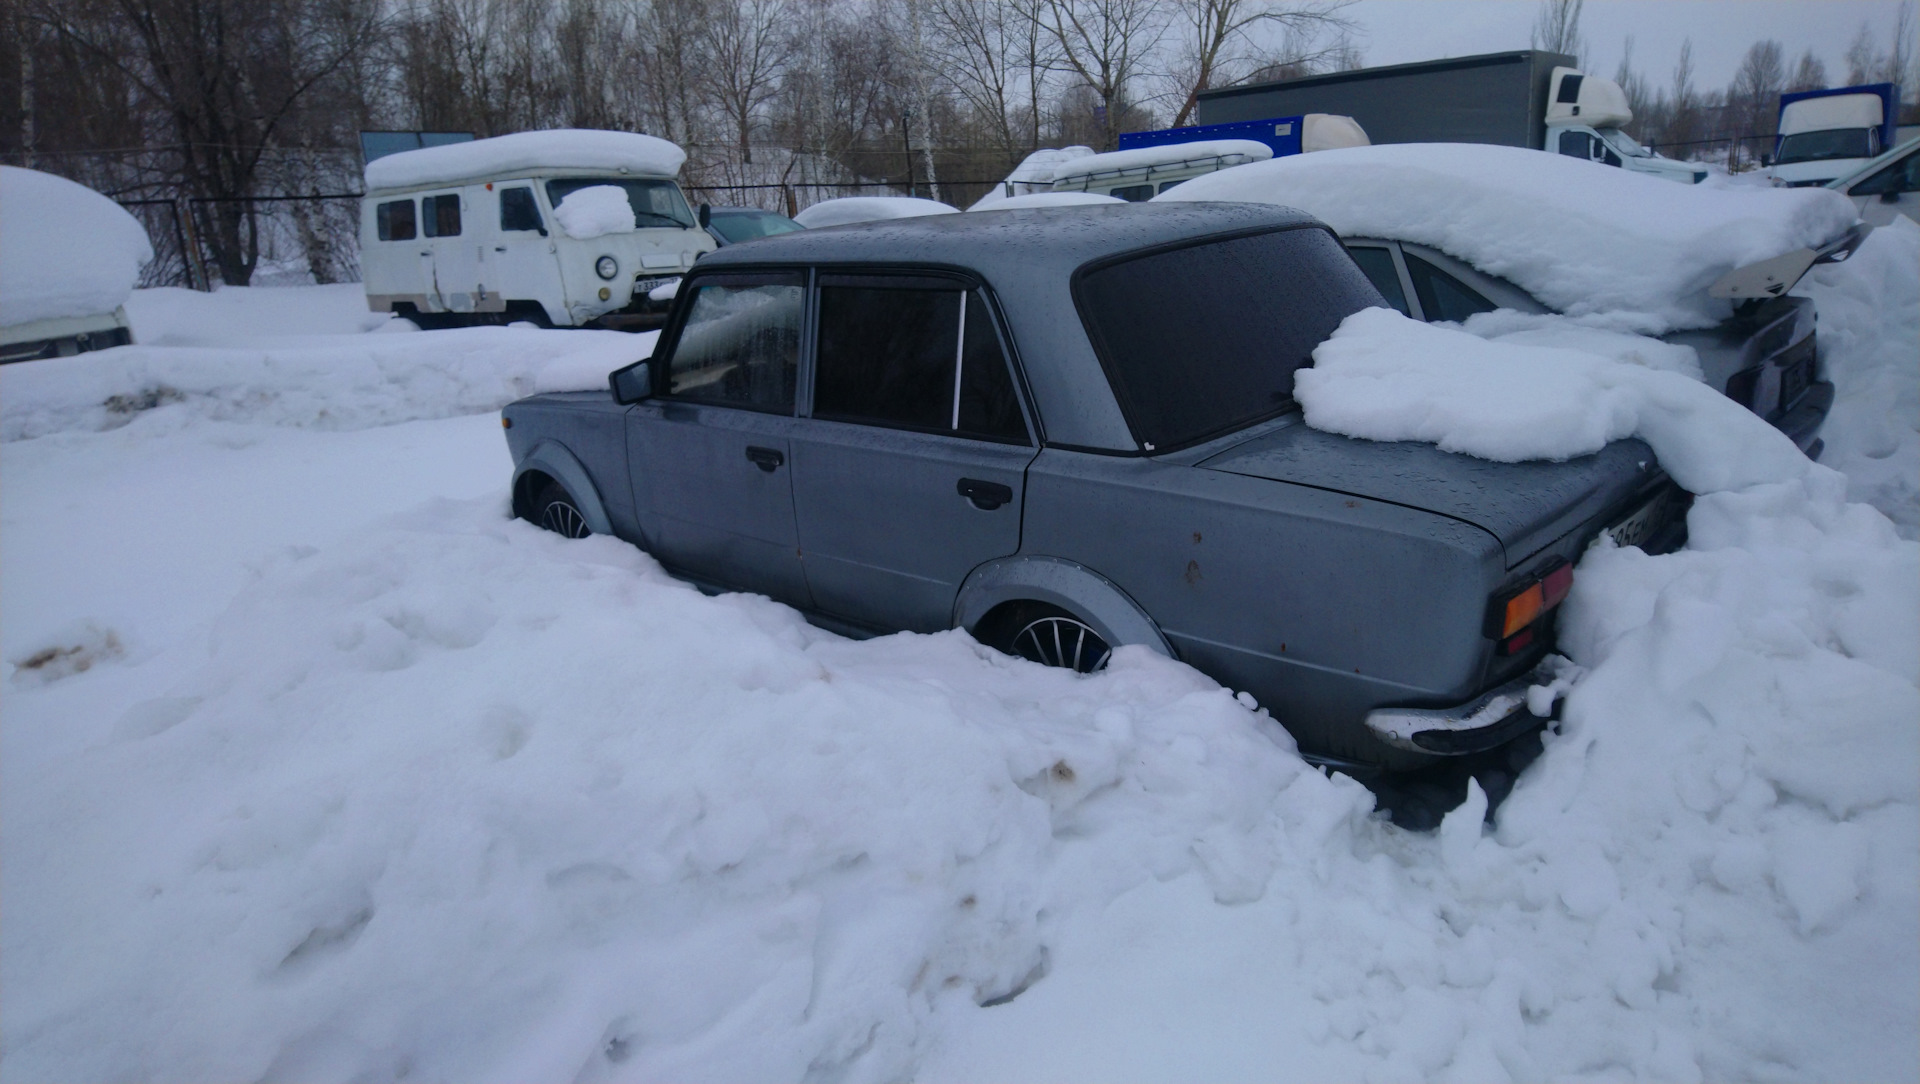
[360,130,715,328]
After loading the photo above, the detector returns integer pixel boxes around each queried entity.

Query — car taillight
[1486,558,1573,649]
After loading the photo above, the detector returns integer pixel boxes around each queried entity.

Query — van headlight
[595,255,618,280]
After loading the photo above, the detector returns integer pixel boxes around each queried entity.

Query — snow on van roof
[791,196,958,229]
[1156,142,1860,330]
[1050,139,1274,183]
[1,166,153,328]
[968,146,1096,209]
[363,129,687,191]
[970,191,1124,210]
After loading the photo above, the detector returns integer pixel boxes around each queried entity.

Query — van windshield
[546,178,696,229]
[1075,226,1384,452]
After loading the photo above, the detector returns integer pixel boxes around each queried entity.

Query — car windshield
[1599,127,1652,158]
[545,178,696,229]
[1075,226,1385,452]
[710,211,805,243]
[1777,129,1874,165]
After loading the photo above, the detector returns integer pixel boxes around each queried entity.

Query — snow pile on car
[793,196,959,229]
[972,191,1125,210]
[552,184,637,239]
[0,288,640,442]
[1300,306,1809,494]
[967,146,1095,210]
[1156,143,1859,330]
[363,129,686,190]
[0,166,154,328]
[1047,138,1273,185]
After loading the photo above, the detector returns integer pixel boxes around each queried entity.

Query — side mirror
[610,358,654,404]
[698,203,711,228]
[1883,190,1903,203]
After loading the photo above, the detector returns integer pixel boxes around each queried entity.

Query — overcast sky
[1343,0,1913,91]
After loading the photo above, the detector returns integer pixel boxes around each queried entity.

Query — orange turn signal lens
[1501,584,1544,639]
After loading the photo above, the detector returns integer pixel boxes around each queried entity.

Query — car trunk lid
[1198,421,1662,567]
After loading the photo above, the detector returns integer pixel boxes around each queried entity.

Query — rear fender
[955,556,1173,657]
[514,440,614,536]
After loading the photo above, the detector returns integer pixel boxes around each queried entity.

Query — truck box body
[1117,114,1367,157]
[1196,50,1574,150]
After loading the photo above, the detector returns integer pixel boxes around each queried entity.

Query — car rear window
[1073,226,1384,451]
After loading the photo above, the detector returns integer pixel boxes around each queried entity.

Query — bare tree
[1663,37,1701,149]
[1165,0,1353,128]
[702,0,794,164]
[1786,48,1826,93]
[927,0,1051,169]
[1729,38,1785,139]
[1530,0,1584,62]
[1844,21,1877,86]
[1040,0,1166,150]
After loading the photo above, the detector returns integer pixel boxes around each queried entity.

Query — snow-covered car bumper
[1364,666,1559,755]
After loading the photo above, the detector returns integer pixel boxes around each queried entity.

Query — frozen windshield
[1599,127,1652,158]
[1074,226,1384,452]
[546,178,696,229]
[1777,129,1874,165]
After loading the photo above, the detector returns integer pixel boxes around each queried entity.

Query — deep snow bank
[0,166,154,327]
[1156,143,1858,330]
[0,293,641,443]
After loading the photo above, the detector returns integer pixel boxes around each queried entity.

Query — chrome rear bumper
[1364,667,1558,755]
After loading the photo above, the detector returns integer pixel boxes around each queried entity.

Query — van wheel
[533,480,590,539]
[989,603,1112,673]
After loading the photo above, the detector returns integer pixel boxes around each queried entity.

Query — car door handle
[957,478,1014,510]
[745,445,785,472]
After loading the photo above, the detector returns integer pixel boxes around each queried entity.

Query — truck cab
[1765,84,1900,188]
[1545,68,1707,184]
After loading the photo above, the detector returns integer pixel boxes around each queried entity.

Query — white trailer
[360,130,715,329]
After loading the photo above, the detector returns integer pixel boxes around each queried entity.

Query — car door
[625,272,810,605]
[1846,145,1920,226]
[788,273,1037,633]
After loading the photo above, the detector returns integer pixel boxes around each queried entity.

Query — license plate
[1605,491,1668,550]
[633,275,678,294]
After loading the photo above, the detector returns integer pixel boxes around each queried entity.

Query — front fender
[954,555,1173,657]
[514,440,614,536]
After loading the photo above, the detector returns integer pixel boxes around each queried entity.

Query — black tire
[532,480,590,539]
[986,602,1112,674]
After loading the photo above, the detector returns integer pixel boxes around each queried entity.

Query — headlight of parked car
[595,255,618,280]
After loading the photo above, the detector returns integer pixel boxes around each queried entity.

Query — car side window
[1853,152,1920,196]
[499,187,543,232]
[1404,253,1496,323]
[422,193,461,237]
[814,277,1028,443]
[377,199,416,241]
[1346,245,1411,317]
[665,276,804,412]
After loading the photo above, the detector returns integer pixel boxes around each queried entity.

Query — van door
[493,182,554,319]
[420,191,475,313]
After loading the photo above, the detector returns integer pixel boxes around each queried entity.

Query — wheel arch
[954,556,1173,658]
[512,440,614,536]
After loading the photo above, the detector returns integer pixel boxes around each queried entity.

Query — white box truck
[1196,51,1708,185]
[1764,84,1901,187]
[360,129,715,329]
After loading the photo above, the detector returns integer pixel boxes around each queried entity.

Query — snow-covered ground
[2,222,1916,1083]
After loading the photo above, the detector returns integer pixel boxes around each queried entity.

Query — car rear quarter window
[1074,226,1384,451]
[376,199,416,241]
[1404,253,1496,323]
[814,277,1028,443]
[665,275,804,412]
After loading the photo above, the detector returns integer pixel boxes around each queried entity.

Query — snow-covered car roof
[363,130,688,191]
[1050,139,1273,185]
[791,196,959,229]
[1156,142,1861,329]
[0,166,154,329]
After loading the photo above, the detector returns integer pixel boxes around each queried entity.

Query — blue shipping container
[1118,116,1306,157]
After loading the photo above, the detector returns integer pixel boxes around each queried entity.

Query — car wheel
[533,480,590,539]
[1001,603,1112,674]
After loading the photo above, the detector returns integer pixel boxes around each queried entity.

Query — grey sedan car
[501,204,1685,771]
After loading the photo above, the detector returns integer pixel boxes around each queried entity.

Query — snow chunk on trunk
[553,185,636,239]
[1299,307,1809,494]
[1,167,154,327]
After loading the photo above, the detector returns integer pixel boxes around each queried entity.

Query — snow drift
[1156,143,1860,330]
[0,166,154,328]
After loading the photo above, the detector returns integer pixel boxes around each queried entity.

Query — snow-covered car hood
[0,167,154,329]
[1155,143,1859,331]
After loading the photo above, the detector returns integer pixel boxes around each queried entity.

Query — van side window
[1558,130,1594,159]
[665,276,803,412]
[376,199,416,241]
[422,194,461,237]
[499,187,543,232]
